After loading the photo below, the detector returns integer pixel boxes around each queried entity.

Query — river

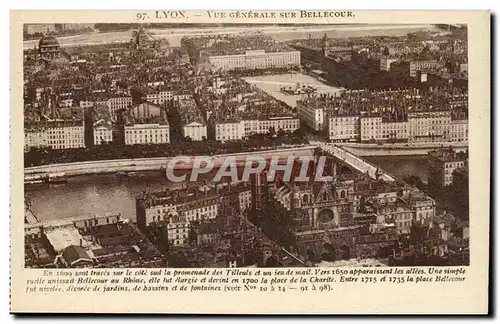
[26,155,428,222]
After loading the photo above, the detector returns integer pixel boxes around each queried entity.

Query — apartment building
[208,50,301,71]
[25,119,85,150]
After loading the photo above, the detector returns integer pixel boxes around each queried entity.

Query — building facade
[449,119,468,142]
[328,116,360,142]
[124,123,170,145]
[296,100,325,132]
[208,50,301,71]
[380,121,409,141]
[25,120,85,150]
[360,116,382,142]
[93,125,113,145]
[215,120,245,142]
[408,111,451,143]
[409,60,442,77]
[108,96,132,114]
[380,57,398,71]
[144,91,174,105]
[428,149,466,189]
[242,117,300,138]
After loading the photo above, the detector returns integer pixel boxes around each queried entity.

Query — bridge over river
[311,142,397,182]
[25,144,397,183]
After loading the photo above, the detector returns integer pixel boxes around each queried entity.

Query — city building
[25,24,57,35]
[25,212,165,268]
[409,60,443,77]
[380,121,409,141]
[25,119,85,150]
[59,24,95,31]
[93,124,113,145]
[242,117,300,138]
[360,116,382,142]
[166,213,190,246]
[328,116,360,142]
[208,50,301,71]
[124,102,170,145]
[136,186,220,231]
[144,90,174,105]
[214,120,245,142]
[449,119,468,142]
[408,111,451,143]
[296,99,326,132]
[409,194,436,224]
[38,35,61,61]
[380,57,398,71]
[177,98,207,141]
[124,123,170,145]
[428,148,467,189]
[108,96,132,114]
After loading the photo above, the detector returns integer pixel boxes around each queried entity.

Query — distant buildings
[38,36,61,61]
[244,116,300,137]
[143,89,174,105]
[296,98,327,132]
[428,148,467,188]
[108,96,133,114]
[129,26,169,51]
[380,57,398,71]
[409,60,443,77]
[24,24,56,35]
[208,50,301,71]
[124,123,170,145]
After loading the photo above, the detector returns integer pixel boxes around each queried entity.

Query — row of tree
[25,131,309,167]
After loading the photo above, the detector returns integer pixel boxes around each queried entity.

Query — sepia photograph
[22,21,471,270]
[9,8,492,315]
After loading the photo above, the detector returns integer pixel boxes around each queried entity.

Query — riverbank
[24,146,316,181]
[339,142,468,157]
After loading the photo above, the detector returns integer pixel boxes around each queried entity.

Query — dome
[39,36,59,48]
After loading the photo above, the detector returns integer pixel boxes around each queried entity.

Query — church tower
[322,33,329,57]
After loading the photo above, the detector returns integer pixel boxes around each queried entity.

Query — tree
[268,126,276,137]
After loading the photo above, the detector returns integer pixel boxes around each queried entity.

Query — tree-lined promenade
[25,131,308,167]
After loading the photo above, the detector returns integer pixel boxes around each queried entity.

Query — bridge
[312,142,397,182]
[25,207,40,225]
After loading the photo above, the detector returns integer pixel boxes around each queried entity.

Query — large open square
[244,73,343,107]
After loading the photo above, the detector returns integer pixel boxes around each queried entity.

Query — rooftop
[137,187,220,210]
[428,148,467,163]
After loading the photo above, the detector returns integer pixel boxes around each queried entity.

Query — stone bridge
[312,142,397,182]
